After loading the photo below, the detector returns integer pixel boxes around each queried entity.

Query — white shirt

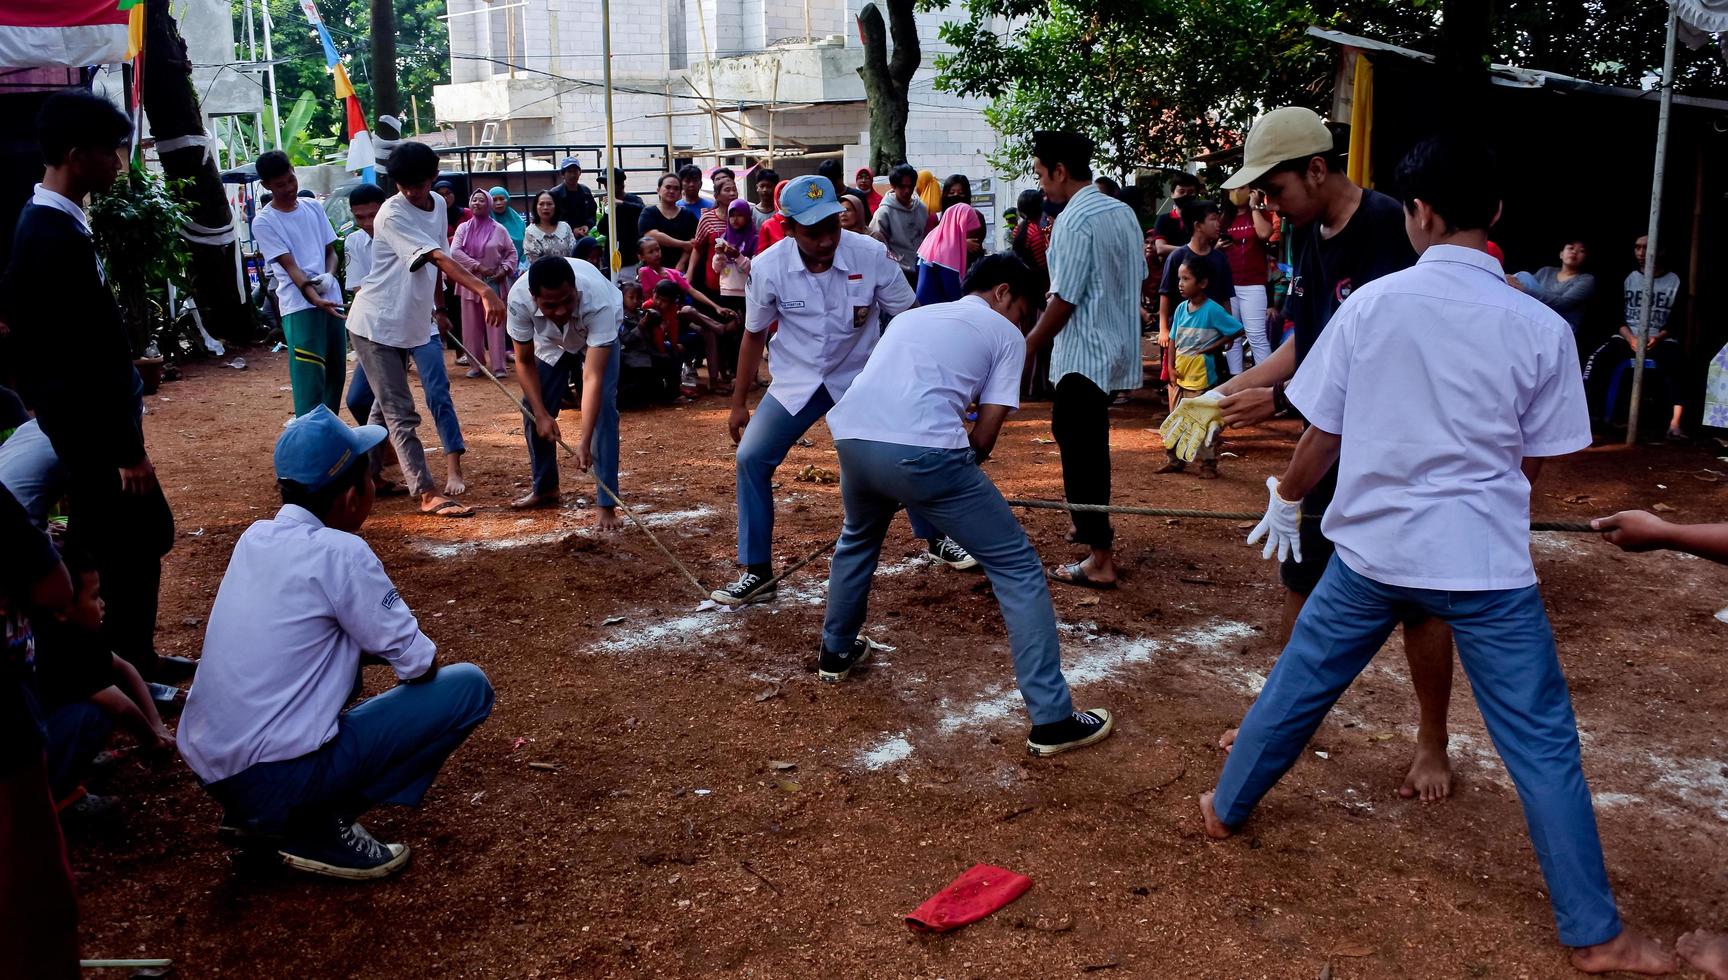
[179,505,436,784]
[1286,244,1592,591]
[253,199,340,317]
[347,192,446,349]
[744,229,917,414]
[343,228,373,293]
[828,295,1023,450]
[506,257,621,365]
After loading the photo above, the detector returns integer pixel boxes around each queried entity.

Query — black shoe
[1026,709,1115,758]
[818,638,872,683]
[278,815,411,880]
[927,536,979,571]
[711,570,775,606]
[154,655,198,683]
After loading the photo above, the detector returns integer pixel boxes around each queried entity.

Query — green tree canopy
[928,0,1727,177]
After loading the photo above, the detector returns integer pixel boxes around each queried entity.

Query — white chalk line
[411,505,717,558]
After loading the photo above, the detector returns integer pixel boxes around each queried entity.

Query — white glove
[308,272,338,296]
[1246,475,1303,563]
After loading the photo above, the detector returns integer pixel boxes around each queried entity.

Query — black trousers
[63,456,174,680]
[1050,372,1115,549]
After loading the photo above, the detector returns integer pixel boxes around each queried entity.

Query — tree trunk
[142,0,251,342]
[856,0,920,174]
[370,0,399,120]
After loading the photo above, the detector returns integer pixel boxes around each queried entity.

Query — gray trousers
[350,333,435,497]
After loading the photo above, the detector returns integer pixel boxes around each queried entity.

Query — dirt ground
[67,348,1728,978]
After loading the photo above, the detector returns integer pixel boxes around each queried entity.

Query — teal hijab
[489,186,527,257]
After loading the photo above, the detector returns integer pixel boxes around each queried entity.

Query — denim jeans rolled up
[523,341,620,502]
[823,439,1073,725]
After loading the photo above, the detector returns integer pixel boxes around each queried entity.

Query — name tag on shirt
[782,300,806,310]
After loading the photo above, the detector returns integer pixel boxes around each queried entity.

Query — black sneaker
[818,638,872,683]
[278,815,411,881]
[927,537,980,571]
[1026,709,1115,758]
[711,570,775,605]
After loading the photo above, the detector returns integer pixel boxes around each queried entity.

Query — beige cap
[1222,107,1335,190]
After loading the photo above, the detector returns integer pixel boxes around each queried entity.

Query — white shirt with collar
[505,256,621,366]
[178,504,437,784]
[744,229,917,414]
[1285,243,1592,592]
[827,295,1024,450]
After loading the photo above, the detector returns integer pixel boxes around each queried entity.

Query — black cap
[597,167,627,186]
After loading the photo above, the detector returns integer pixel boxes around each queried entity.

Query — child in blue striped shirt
[1158,257,1242,478]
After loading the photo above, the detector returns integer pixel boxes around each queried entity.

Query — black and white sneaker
[278,815,411,881]
[711,570,775,605]
[818,638,872,683]
[1026,709,1115,758]
[927,536,979,571]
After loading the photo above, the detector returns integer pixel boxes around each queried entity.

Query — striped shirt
[1046,185,1146,391]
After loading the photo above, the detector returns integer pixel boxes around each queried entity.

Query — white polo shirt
[1286,244,1592,591]
[179,505,437,784]
[828,295,1023,450]
[744,229,917,414]
[347,192,446,349]
[505,257,621,366]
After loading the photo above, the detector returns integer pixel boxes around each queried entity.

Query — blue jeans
[823,439,1073,725]
[735,391,937,566]
[45,701,114,800]
[347,336,466,455]
[1213,556,1621,947]
[205,663,494,835]
[524,341,620,502]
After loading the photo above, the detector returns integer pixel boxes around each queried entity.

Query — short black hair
[296,188,317,199]
[1392,133,1499,233]
[58,546,99,586]
[255,149,292,183]
[652,279,684,301]
[1180,199,1221,226]
[528,254,576,294]
[1178,254,1212,285]
[962,253,1039,303]
[888,163,918,187]
[1015,189,1044,220]
[712,166,735,181]
[1031,131,1094,182]
[1172,172,1202,191]
[755,168,779,187]
[1094,176,1121,197]
[658,172,681,190]
[348,183,386,208]
[619,279,643,299]
[1260,144,1347,184]
[943,173,972,199]
[817,160,844,185]
[38,90,130,167]
[278,456,370,519]
[677,164,703,182]
[385,141,440,185]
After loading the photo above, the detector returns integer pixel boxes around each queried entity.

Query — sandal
[422,497,474,518]
[1048,561,1118,591]
[375,479,410,498]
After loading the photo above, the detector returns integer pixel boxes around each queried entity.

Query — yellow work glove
[1158,389,1224,463]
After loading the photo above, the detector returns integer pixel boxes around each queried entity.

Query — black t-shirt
[606,197,646,265]
[1287,188,1415,365]
[29,618,111,710]
[636,205,696,268]
[548,182,597,231]
[1153,205,1187,245]
[1159,244,1234,309]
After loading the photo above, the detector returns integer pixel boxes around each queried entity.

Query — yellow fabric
[915,170,942,215]
[1171,353,1212,392]
[1347,54,1374,188]
[333,63,356,100]
[1158,388,1224,463]
[126,4,144,60]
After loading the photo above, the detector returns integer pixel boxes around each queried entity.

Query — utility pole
[261,1,282,149]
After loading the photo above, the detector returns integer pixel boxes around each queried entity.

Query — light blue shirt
[1046,184,1146,391]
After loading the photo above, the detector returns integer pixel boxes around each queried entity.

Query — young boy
[1157,257,1242,479]
[617,281,679,408]
[1200,134,1671,975]
[254,151,346,415]
[33,553,175,814]
[636,239,735,394]
[1157,200,1234,401]
[179,406,494,879]
[647,280,707,402]
[342,182,469,497]
[818,254,1113,756]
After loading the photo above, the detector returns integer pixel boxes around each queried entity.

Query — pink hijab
[917,202,982,273]
[452,189,517,296]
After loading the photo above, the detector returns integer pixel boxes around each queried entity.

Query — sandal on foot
[1048,561,1118,590]
[422,498,474,518]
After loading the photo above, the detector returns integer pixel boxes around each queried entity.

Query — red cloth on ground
[905,863,1033,934]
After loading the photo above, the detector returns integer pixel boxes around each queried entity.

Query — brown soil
[69,349,1728,978]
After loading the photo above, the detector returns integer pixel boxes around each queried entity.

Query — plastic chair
[1605,358,1660,423]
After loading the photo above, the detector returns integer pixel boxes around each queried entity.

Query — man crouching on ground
[178,406,494,879]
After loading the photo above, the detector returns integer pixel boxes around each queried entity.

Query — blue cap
[779,175,843,226]
[274,405,387,491]
[559,157,582,172]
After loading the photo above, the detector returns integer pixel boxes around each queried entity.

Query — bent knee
[439,662,496,718]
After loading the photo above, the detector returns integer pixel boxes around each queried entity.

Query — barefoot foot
[1397,735,1453,802]
[1571,927,1675,975]
[1198,791,1232,840]
[1678,930,1728,979]
[1218,727,1238,752]
[595,506,624,531]
[444,455,466,497]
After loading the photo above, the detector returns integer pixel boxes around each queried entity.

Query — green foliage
[89,162,196,358]
[238,0,449,148]
[265,89,342,165]
[928,0,1727,177]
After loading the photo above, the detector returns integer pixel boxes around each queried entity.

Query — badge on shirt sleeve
[382,588,401,610]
